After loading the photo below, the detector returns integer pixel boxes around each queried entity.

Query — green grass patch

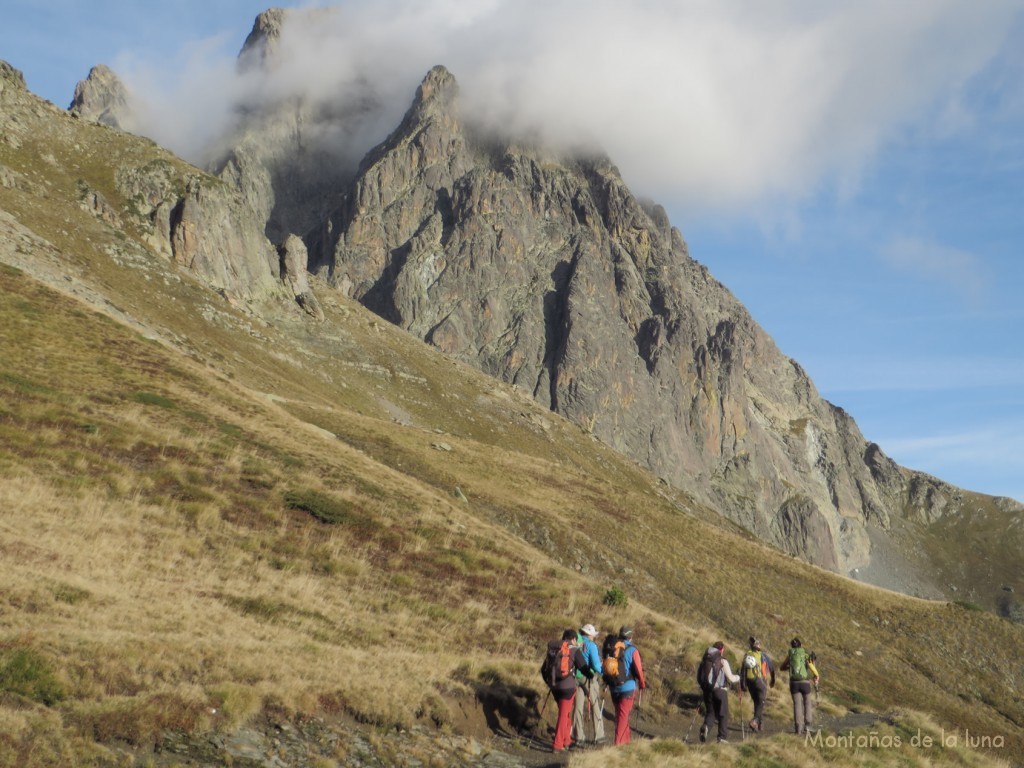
[649,738,687,757]
[0,371,56,397]
[132,391,176,409]
[282,489,390,545]
[952,600,984,612]
[284,488,360,525]
[220,595,332,629]
[52,583,91,605]
[0,647,65,706]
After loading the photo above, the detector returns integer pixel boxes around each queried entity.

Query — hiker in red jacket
[542,629,590,752]
[608,626,646,746]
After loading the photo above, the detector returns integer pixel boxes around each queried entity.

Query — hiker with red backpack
[696,641,740,743]
[572,623,605,746]
[603,626,646,746]
[541,629,590,752]
[780,637,820,735]
[739,636,776,732]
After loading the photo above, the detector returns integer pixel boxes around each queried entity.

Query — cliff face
[208,8,382,246]
[319,65,913,572]
[60,12,1022,587]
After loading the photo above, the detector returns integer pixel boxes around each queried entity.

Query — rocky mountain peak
[68,64,134,130]
[239,7,289,69]
[317,63,918,575]
[0,60,26,92]
[410,65,459,118]
[364,65,462,168]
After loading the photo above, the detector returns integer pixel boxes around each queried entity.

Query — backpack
[743,650,764,681]
[602,634,629,687]
[540,639,575,688]
[788,647,810,681]
[697,647,724,692]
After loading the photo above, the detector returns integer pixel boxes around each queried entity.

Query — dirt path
[475,692,883,767]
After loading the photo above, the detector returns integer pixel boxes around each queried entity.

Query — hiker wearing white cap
[572,623,605,746]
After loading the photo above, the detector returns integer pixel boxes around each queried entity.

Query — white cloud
[879,236,991,304]
[809,354,1024,394]
[879,424,1024,502]
[109,0,1023,213]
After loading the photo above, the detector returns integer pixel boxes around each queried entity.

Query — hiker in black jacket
[697,641,740,743]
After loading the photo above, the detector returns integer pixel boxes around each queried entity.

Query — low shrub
[0,647,65,706]
[603,586,628,607]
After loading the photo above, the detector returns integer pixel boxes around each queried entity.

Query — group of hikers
[540,625,820,752]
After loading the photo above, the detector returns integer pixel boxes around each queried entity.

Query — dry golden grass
[2,72,1023,767]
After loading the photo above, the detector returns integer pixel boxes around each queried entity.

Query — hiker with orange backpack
[604,626,647,746]
[541,629,590,753]
[780,637,819,735]
[739,636,776,732]
[572,623,605,746]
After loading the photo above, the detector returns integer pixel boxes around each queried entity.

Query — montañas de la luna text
[807,729,1005,750]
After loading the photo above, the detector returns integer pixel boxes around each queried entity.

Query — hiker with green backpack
[739,636,776,732]
[780,637,820,735]
[541,629,590,752]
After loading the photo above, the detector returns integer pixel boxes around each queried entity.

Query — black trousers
[702,687,730,741]
[749,678,768,726]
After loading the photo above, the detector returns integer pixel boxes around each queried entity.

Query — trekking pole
[684,705,701,743]
[585,679,594,743]
[529,689,551,749]
[628,690,636,736]
[635,688,643,737]
[739,689,746,741]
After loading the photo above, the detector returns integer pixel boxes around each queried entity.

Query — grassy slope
[1,69,1022,767]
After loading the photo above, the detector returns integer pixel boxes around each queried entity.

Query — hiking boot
[699,724,709,744]
[717,738,729,743]
[749,719,760,732]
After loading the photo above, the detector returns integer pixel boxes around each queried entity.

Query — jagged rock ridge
[310,63,1022,584]
[320,64,885,571]
[208,8,388,246]
[62,13,1023,593]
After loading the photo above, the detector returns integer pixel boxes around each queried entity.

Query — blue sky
[2,1,1022,502]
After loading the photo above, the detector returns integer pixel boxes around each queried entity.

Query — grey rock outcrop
[237,7,288,69]
[279,234,324,320]
[167,176,283,302]
[210,8,381,246]
[316,65,951,573]
[115,159,283,303]
[69,64,135,130]
[1,61,28,146]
